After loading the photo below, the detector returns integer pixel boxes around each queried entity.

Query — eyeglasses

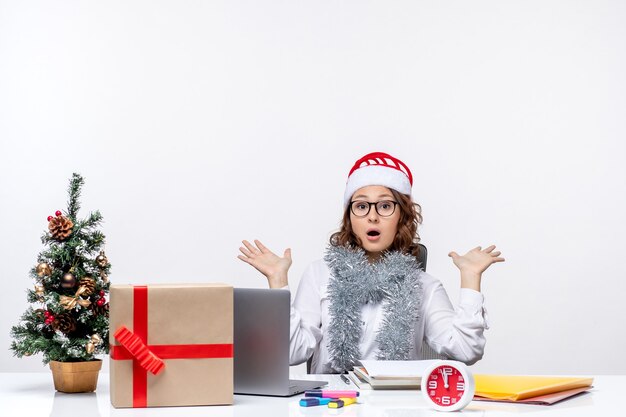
[350,200,398,217]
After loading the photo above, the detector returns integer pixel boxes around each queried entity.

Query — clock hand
[440,369,449,389]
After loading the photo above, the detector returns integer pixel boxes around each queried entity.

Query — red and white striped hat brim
[343,152,413,208]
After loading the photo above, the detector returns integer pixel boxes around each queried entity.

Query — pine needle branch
[67,173,84,220]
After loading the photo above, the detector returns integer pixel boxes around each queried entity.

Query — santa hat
[343,152,413,208]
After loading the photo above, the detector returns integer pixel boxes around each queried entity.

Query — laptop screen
[233,288,291,394]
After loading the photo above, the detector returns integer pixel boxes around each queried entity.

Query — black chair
[305,243,441,373]
[416,242,427,271]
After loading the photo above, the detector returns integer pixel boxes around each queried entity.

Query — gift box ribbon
[110,286,233,408]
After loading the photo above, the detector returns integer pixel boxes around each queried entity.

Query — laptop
[234,288,327,396]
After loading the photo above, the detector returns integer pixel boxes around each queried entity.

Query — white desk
[0,372,619,417]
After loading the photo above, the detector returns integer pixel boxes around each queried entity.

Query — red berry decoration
[99,290,105,297]
[43,311,55,324]
[47,216,53,221]
[96,298,105,306]
[55,210,62,217]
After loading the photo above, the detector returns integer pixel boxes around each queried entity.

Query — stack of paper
[347,369,373,389]
[347,360,440,390]
[473,375,594,405]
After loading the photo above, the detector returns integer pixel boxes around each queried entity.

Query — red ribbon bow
[114,326,165,375]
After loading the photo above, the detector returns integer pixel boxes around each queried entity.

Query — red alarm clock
[421,360,475,412]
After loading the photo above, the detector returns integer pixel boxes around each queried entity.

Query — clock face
[424,365,467,408]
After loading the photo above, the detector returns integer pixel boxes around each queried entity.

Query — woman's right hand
[237,239,292,289]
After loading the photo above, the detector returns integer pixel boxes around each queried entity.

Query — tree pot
[49,359,102,393]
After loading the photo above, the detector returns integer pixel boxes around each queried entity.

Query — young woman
[238,152,504,374]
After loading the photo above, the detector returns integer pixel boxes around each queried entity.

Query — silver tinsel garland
[325,245,423,373]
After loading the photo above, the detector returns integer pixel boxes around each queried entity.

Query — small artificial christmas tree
[10,173,111,366]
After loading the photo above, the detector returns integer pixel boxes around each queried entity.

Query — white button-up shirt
[288,259,489,374]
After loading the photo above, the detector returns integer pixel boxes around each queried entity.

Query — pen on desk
[305,389,360,398]
[300,397,332,407]
[340,373,351,385]
[328,397,358,408]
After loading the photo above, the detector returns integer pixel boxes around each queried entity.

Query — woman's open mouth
[366,230,381,241]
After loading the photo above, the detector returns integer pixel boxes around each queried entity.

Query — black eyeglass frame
[349,200,399,217]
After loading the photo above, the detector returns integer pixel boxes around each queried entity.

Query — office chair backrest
[415,243,427,272]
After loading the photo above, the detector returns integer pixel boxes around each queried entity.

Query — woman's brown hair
[329,189,423,258]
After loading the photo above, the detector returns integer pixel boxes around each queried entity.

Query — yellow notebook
[474,375,594,401]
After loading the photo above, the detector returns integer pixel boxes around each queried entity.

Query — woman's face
[349,185,400,260]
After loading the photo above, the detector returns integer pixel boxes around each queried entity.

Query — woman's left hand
[448,245,505,290]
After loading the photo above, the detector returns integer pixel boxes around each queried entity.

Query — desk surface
[0,372,619,417]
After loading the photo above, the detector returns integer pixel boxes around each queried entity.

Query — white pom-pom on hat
[343,152,413,209]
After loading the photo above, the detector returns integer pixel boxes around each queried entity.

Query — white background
[1,1,625,375]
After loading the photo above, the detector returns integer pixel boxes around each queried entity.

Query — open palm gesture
[448,245,504,275]
[238,239,292,288]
